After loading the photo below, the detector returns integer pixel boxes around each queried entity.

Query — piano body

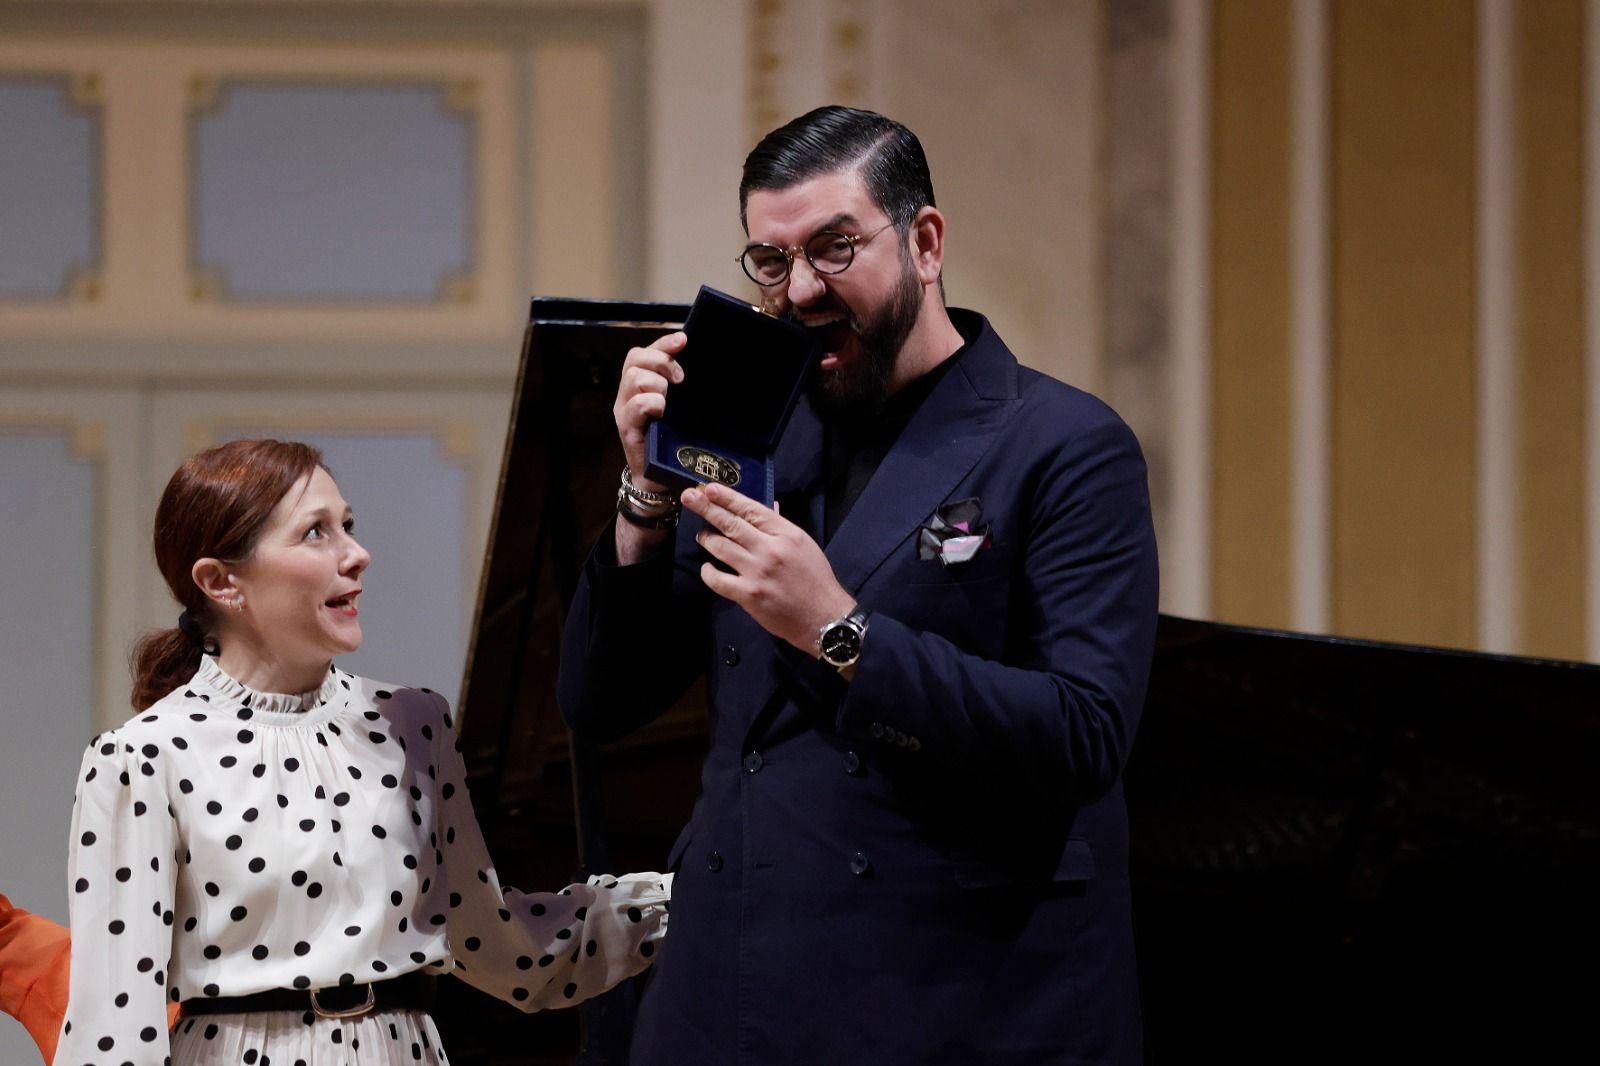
[434,299,1600,1063]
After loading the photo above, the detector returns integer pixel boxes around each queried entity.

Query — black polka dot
[464,936,480,951]
[108,919,124,934]
[556,928,572,940]
[252,944,268,960]
[376,690,392,699]
[136,957,154,972]
[298,819,315,832]
[225,835,242,850]
[293,975,310,989]
[627,906,642,923]
[133,801,147,816]
[115,992,129,1007]
[284,757,299,772]
[242,807,259,822]
[538,954,554,967]
[115,866,131,882]
[381,774,398,788]
[81,831,97,846]
[184,917,197,932]
[333,791,350,806]
[252,764,266,778]
[512,987,529,1001]
[575,906,587,920]
[204,983,220,996]
[294,941,310,956]
[292,870,307,886]
[347,765,362,779]
[230,905,248,921]
[515,955,532,970]
[205,882,220,896]
[277,794,289,808]
[206,800,222,815]
[236,730,253,743]
[344,925,361,936]
[563,982,578,999]
[390,891,403,906]
[179,779,194,793]
[203,945,221,960]
[98,1035,115,1051]
[141,743,159,758]
[586,939,598,957]
[172,736,188,750]
[248,857,266,873]
[410,951,426,964]
[204,1023,218,1039]
[307,882,323,899]
[641,940,655,957]
[530,902,546,916]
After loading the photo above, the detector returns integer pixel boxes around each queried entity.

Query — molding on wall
[1169,0,1211,619]
[1477,0,1519,655]
[1290,0,1330,635]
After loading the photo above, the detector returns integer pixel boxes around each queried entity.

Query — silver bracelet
[620,466,677,507]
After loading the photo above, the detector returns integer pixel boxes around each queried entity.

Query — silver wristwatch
[817,604,871,671]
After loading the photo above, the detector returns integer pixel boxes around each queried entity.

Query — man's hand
[613,332,686,563]
[683,482,855,655]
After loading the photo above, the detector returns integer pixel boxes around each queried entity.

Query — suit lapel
[823,317,1018,595]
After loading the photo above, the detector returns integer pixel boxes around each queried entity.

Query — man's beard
[805,255,924,427]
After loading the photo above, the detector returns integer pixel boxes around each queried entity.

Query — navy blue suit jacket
[560,311,1159,1064]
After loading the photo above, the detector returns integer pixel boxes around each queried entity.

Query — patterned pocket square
[918,497,992,567]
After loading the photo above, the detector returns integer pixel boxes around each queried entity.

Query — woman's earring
[232,597,245,612]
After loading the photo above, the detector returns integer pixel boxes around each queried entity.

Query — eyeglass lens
[741,231,858,286]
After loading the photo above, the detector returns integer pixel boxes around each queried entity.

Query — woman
[56,439,670,1066]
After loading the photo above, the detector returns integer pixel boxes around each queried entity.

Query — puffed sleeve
[56,735,178,1066]
[423,693,670,1011]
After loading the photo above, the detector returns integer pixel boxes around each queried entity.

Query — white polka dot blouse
[56,657,671,1066]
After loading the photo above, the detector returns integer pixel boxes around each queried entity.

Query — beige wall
[1199,0,1595,661]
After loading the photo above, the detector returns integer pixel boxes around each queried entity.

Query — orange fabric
[0,894,180,1064]
[0,893,72,1064]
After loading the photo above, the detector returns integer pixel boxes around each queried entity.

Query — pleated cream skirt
[170,1007,449,1065]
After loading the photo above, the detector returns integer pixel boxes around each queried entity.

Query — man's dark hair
[739,106,936,232]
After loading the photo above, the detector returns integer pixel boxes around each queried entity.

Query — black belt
[183,971,436,1019]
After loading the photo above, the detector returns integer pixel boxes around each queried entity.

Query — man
[560,106,1158,1064]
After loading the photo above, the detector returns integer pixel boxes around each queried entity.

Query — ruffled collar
[193,656,342,716]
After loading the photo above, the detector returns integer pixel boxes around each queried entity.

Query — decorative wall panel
[190,80,475,303]
[0,74,101,301]
[0,431,99,1066]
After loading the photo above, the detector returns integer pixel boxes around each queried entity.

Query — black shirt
[822,340,970,544]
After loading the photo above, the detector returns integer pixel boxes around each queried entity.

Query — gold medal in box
[644,285,818,506]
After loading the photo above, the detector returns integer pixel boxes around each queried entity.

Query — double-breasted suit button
[894,729,909,748]
[721,645,740,666]
[707,850,724,873]
[841,750,861,775]
[907,736,922,752]
[848,851,872,877]
[868,722,884,739]
[742,751,764,774]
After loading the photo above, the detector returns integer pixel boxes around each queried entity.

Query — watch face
[820,623,862,665]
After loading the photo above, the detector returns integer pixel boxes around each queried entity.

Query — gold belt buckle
[310,983,376,1019]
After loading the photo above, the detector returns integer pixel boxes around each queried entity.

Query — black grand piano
[433,299,1600,1064]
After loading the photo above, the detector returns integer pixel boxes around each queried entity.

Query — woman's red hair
[130,439,324,710]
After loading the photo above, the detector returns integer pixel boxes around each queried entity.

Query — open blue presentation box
[644,285,818,506]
